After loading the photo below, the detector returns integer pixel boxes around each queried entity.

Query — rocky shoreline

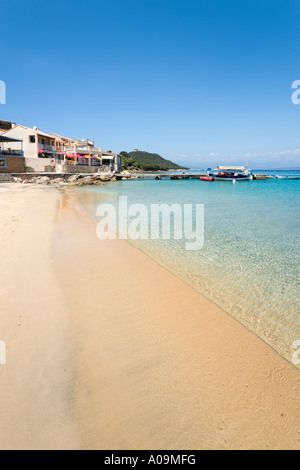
[1,171,138,186]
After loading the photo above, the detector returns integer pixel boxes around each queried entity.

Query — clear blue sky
[1,0,300,168]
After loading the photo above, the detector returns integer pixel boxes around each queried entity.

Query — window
[29,135,36,143]
[0,158,6,167]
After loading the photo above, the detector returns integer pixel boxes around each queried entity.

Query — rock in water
[36,176,50,185]
[68,175,80,183]
[51,178,64,184]
[79,176,94,185]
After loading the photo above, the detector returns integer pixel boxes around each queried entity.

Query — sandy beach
[0,184,79,449]
[0,183,299,450]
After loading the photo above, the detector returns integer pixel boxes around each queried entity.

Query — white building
[2,124,61,171]
[2,125,122,173]
[49,133,121,173]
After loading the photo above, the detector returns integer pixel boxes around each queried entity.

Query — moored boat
[208,166,253,181]
[200,176,215,181]
[275,175,300,180]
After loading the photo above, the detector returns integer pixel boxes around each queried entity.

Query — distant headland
[120,150,188,171]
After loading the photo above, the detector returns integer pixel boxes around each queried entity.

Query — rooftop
[0,135,22,142]
[49,132,79,143]
[3,124,56,140]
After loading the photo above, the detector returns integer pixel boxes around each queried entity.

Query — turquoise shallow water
[79,172,300,366]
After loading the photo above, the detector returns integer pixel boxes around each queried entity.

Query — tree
[120,151,129,158]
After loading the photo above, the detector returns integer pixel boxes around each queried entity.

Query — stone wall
[22,159,117,174]
[0,157,25,173]
[56,163,112,174]
[0,174,14,181]
[25,157,55,173]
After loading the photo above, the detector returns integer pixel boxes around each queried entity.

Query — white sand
[0,184,79,449]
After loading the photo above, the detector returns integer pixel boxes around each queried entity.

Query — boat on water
[275,175,300,180]
[208,166,253,181]
[200,176,215,182]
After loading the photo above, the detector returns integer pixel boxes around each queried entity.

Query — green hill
[120,150,187,171]
[0,120,12,130]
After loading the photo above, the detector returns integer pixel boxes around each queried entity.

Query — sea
[79,169,300,367]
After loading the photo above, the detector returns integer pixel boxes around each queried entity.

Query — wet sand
[0,184,299,449]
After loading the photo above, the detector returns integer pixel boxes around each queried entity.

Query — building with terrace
[1,125,122,173]
[0,134,24,173]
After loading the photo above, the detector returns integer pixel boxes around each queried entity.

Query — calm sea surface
[79,170,300,366]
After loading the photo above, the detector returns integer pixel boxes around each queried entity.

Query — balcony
[74,145,100,152]
[0,149,23,157]
[38,144,58,152]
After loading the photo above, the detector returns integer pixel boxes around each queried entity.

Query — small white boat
[208,166,253,181]
[275,175,300,180]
